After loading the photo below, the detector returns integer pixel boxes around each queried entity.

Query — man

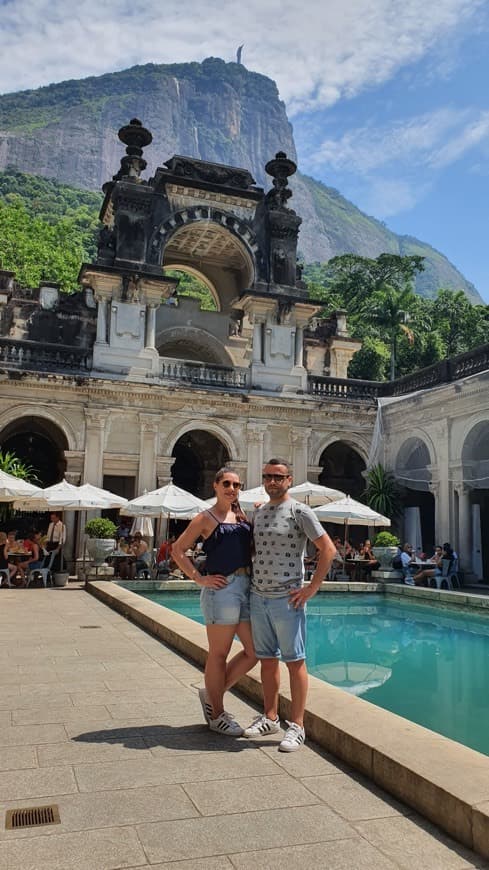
[45,512,66,572]
[130,532,151,578]
[400,543,414,585]
[244,458,336,751]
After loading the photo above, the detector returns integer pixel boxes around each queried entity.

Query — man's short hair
[265,458,291,474]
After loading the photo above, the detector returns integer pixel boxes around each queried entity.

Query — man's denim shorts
[250,590,306,662]
[200,572,251,626]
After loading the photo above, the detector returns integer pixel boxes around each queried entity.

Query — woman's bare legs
[205,621,257,718]
[224,621,257,690]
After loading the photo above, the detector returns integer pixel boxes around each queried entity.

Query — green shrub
[372,531,400,547]
[84,517,117,538]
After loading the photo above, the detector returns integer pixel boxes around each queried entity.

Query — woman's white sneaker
[243,714,281,738]
[279,721,305,752]
[198,687,213,725]
[209,710,244,737]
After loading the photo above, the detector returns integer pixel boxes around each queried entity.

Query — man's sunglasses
[262,473,289,482]
[220,480,242,490]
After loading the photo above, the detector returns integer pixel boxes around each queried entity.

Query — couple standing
[172,458,336,752]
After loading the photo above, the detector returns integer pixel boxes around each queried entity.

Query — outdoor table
[107,552,132,578]
[7,551,30,562]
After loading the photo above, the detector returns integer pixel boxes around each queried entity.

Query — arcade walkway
[0,587,485,869]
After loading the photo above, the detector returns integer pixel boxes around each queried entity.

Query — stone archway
[0,415,68,487]
[171,429,230,499]
[395,437,434,553]
[461,421,489,578]
[318,441,366,500]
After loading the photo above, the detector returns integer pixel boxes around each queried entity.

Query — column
[289,427,311,484]
[156,457,175,488]
[145,306,156,350]
[138,414,159,494]
[83,409,107,486]
[246,423,266,488]
[64,471,81,565]
[428,480,441,545]
[294,326,303,368]
[454,482,471,572]
[252,317,264,363]
[95,298,108,345]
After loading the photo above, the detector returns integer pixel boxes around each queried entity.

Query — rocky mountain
[0,57,481,302]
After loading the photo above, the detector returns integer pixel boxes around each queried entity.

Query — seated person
[156,535,175,569]
[0,531,18,585]
[359,539,380,576]
[18,530,45,574]
[4,529,26,586]
[130,532,152,578]
[400,543,415,584]
[413,545,442,585]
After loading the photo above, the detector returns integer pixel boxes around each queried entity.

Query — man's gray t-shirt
[251,498,325,597]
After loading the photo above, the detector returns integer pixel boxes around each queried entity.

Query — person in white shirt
[44,512,66,571]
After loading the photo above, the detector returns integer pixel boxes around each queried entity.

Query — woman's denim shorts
[200,572,251,626]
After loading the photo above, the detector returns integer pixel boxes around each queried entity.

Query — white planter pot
[372,546,399,570]
[86,538,115,566]
[53,572,69,587]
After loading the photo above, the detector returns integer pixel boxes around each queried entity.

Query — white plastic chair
[26,550,56,588]
[0,568,11,588]
[432,558,461,590]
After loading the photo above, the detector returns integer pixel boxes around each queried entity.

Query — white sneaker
[209,710,244,737]
[279,721,305,752]
[198,687,213,725]
[243,714,281,738]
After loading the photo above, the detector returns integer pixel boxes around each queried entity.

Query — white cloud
[0,0,484,115]
[306,108,477,174]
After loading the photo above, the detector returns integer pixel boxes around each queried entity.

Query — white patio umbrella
[0,469,38,501]
[120,482,209,519]
[314,496,390,578]
[237,485,269,513]
[288,481,345,506]
[13,479,128,512]
[130,516,154,537]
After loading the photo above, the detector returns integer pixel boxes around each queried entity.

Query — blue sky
[1,0,489,299]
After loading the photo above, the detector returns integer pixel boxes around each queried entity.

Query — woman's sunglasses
[220,480,242,490]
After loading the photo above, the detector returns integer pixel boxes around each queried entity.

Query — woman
[359,539,380,578]
[18,530,44,575]
[172,467,256,736]
[413,545,443,586]
[0,531,17,585]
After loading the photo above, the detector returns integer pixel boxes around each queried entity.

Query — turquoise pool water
[140,590,489,756]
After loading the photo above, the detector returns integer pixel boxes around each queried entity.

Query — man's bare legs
[256,657,307,726]
[287,659,308,727]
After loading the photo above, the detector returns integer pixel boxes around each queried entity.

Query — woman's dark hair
[214,466,247,523]
[27,529,38,541]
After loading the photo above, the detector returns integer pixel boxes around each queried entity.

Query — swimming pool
[140,590,489,757]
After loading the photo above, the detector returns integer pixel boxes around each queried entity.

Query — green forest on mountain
[1,168,488,381]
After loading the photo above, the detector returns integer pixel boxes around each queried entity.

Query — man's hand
[201,574,228,590]
[288,583,319,609]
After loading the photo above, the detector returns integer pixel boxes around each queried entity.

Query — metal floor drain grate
[79,625,102,629]
[6,804,60,829]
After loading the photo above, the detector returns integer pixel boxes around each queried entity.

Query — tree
[364,464,402,519]
[324,252,425,307]
[362,284,417,380]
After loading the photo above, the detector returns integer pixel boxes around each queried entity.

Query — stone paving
[0,586,487,870]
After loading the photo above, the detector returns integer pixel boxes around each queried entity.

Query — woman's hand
[200,573,228,589]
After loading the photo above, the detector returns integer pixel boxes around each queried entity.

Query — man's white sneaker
[198,687,213,725]
[279,721,305,752]
[209,710,244,737]
[243,714,281,738]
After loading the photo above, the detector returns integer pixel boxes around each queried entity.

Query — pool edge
[87,579,489,859]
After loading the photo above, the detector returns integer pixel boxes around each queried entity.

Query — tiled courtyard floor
[0,586,486,870]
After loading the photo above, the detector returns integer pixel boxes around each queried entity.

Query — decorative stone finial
[115,118,153,181]
[265,151,297,209]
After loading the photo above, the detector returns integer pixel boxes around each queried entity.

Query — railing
[158,357,248,390]
[0,338,91,374]
[308,376,382,401]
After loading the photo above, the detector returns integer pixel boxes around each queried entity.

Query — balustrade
[158,357,248,389]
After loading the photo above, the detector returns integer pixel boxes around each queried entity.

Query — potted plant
[372,531,400,570]
[84,517,117,566]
